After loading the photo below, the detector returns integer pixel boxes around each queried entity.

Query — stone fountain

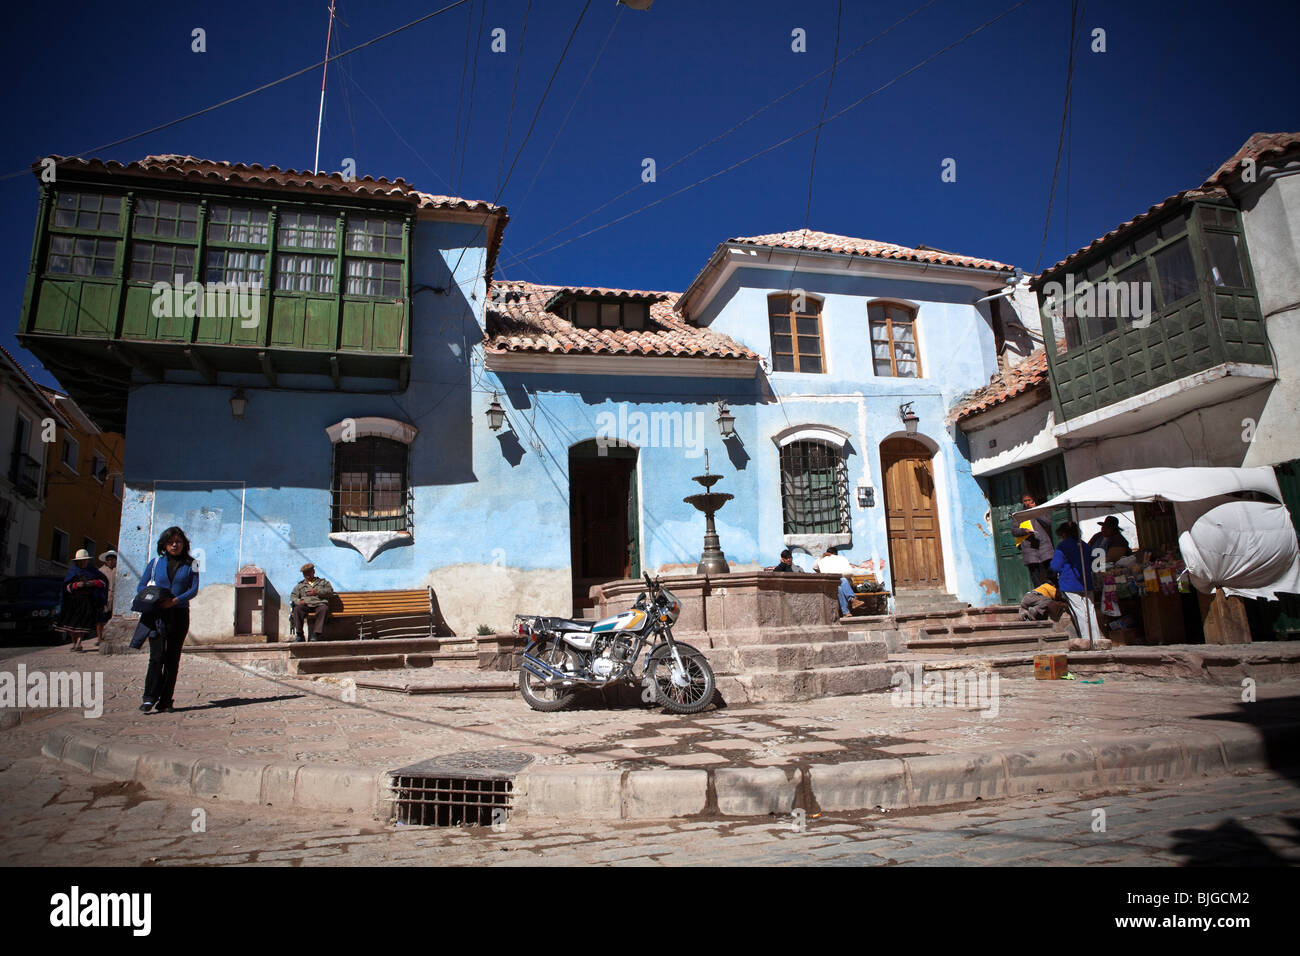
[683,450,734,575]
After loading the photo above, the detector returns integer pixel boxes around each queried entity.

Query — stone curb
[41,720,1300,823]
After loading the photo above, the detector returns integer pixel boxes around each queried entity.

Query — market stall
[1012,467,1300,645]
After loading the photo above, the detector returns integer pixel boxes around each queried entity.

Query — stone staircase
[687,625,893,704]
[286,636,480,675]
[897,604,1070,656]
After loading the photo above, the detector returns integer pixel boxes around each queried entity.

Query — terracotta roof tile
[37,154,503,214]
[948,344,1063,424]
[729,229,1016,273]
[1205,131,1300,189]
[486,281,759,360]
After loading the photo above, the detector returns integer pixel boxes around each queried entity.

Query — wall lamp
[716,401,736,439]
[230,388,248,421]
[899,402,919,434]
[486,393,507,432]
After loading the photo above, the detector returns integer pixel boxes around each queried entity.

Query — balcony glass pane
[1206,233,1246,288]
[1154,238,1198,306]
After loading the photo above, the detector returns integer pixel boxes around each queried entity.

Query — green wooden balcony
[1038,200,1274,437]
[16,185,413,431]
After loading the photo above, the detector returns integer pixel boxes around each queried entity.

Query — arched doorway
[880,436,945,590]
[569,440,640,615]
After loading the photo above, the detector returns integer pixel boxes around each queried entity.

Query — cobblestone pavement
[0,755,1296,866]
[3,645,1297,773]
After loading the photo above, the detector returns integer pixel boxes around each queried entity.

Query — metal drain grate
[389,751,534,828]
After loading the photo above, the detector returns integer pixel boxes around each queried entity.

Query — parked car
[0,576,65,643]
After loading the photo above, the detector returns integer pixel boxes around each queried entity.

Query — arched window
[780,439,849,534]
[768,293,824,373]
[325,417,417,535]
[869,301,921,377]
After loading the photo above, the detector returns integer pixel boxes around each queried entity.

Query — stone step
[289,636,476,658]
[717,661,896,704]
[705,640,888,676]
[290,651,479,675]
[904,628,1068,657]
[686,624,859,647]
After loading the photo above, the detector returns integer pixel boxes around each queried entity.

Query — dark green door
[990,471,1030,603]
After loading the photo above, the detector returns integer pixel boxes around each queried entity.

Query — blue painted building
[17,158,1034,639]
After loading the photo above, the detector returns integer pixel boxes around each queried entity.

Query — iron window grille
[331,436,412,533]
[780,440,850,535]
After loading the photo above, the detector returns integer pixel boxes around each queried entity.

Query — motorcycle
[515,574,716,714]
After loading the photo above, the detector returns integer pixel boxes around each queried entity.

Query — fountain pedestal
[684,459,733,575]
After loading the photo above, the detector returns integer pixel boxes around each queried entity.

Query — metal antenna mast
[313,0,338,174]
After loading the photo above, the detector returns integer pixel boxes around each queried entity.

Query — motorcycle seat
[545,617,595,633]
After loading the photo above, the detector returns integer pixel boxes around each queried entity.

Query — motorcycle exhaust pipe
[521,653,601,686]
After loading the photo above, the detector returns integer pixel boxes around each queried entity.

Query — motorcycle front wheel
[519,638,581,712]
[646,649,716,715]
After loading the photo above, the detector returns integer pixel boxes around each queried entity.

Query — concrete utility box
[234,565,266,637]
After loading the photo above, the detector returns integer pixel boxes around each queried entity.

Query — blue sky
[3,0,1297,389]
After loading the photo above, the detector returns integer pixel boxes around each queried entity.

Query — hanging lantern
[486,393,506,432]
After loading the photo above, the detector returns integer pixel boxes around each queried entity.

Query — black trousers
[1026,561,1055,588]
[292,602,330,639]
[144,608,189,707]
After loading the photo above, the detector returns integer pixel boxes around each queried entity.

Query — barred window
[345,258,401,297]
[206,249,266,286]
[780,440,849,535]
[133,198,199,239]
[276,253,335,293]
[207,205,270,245]
[48,235,118,277]
[332,436,410,533]
[130,240,195,282]
[278,210,338,251]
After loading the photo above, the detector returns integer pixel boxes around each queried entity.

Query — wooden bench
[328,588,436,640]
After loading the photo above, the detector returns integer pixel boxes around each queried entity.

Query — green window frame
[52,191,122,234]
[129,240,196,283]
[278,210,338,252]
[207,205,270,246]
[48,235,117,277]
[276,252,336,294]
[205,248,266,287]
[133,198,199,240]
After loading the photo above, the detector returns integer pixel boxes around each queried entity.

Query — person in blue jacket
[137,526,199,713]
[1050,521,1102,647]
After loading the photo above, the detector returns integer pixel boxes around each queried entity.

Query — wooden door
[882,438,945,589]
[569,449,635,614]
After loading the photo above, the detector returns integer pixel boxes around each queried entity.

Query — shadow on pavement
[1168,816,1300,866]
[1192,695,1300,790]
[172,694,306,713]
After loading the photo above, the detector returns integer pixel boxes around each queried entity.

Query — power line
[454,0,489,195]
[500,0,941,268]
[1033,0,1083,273]
[497,0,533,195]
[0,0,471,183]
[510,0,1031,268]
[442,0,596,291]
[513,5,625,219]
[449,0,476,186]
[803,0,844,229]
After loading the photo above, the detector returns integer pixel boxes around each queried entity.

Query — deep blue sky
[3,0,1297,388]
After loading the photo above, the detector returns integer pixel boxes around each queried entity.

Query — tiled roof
[37,154,503,214]
[729,229,1017,273]
[1205,131,1300,188]
[948,345,1062,424]
[485,281,759,360]
[1035,187,1227,281]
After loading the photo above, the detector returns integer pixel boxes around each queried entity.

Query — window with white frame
[61,436,79,472]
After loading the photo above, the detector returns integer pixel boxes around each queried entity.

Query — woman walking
[1050,521,1104,649]
[56,549,107,652]
[138,527,199,713]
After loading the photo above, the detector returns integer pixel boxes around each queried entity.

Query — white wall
[0,378,51,576]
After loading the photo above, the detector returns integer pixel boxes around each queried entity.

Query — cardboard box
[1034,653,1068,680]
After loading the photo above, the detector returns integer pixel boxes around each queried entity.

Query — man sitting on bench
[290,563,334,642]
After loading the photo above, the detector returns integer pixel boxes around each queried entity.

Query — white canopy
[1012,466,1300,600]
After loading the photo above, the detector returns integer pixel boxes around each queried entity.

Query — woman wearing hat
[95,549,118,644]
[56,549,108,652]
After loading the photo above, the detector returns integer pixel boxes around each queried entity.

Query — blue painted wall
[117,221,1003,638]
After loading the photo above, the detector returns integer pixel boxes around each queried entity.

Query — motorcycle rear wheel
[519,638,581,712]
[646,649,716,715]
